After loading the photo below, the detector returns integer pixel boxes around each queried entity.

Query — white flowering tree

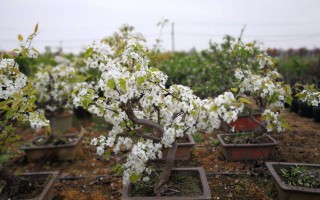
[75,39,244,196]
[231,41,292,132]
[0,25,49,197]
[32,57,79,118]
[295,84,320,107]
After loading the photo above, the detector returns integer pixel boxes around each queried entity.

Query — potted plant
[31,56,79,133]
[295,84,320,121]
[0,26,58,199]
[266,162,320,200]
[19,31,86,162]
[217,40,292,161]
[75,35,244,198]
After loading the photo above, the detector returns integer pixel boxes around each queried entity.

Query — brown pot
[160,134,195,161]
[217,133,278,161]
[266,162,320,200]
[122,167,211,200]
[50,111,74,134]
[20,134,83,162]
[4,171,58,200]
[229,113,262,132]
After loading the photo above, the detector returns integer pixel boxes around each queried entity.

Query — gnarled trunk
[154,140,178,196]
[122,101,178,196]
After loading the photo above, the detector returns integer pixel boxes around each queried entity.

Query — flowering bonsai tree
[231,41,292,132]
[0,25,49,197]
[32,57,79,118]
[30,54,89,138]
[75,39,244,196]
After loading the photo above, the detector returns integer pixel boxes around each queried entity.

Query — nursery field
[1,109,319,200]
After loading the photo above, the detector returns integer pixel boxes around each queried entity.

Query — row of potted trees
[1,24,319,199]
[292,84,320,123]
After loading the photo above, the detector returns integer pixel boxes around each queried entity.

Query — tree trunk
[0,164,20,197]
[154,140,178,196]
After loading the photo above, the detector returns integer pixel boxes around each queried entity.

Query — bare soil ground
[2,109,320,200]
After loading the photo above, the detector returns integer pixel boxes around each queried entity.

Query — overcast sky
[1,0,320,53]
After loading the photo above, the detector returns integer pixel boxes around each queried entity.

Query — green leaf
[85,47,93,58]
[239,97,251,105]
[111,164,121,173]
[18,34,23,41]
[119,78,127,92]
[295,93,306,98]
[137,77,145,87]
[107,79,115,90]
[104,150,111,161]
[231,88,238,93]
[192,101,198,110]
[32,47,40,55]
[150,67,159,72]
[129,173,142,183]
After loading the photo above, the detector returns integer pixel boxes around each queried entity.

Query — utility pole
[171,22,175,52]
[59,40,63,54]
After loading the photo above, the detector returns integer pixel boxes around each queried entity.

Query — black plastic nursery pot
[0,171,58,200]
[266,162,320,200]
[20,134,83,162]
[122,167,211,200]
[298,101,313,118]
[313,106,320,123]
[217,133,278,161]
[290,98,299,114]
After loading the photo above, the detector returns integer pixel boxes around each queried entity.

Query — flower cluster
[76,39,244,184]
[0,57,49,146]
[232,41,292,132]
[295,84,320,106]
[262,109,289,133]
[235,69,290,111]
[32,57,82,118]
[0,59,27,100]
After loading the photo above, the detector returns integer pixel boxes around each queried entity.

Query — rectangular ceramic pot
[122,167,211,200]
[20,171,58,200]
[160,134,195,161]
[20,134,83,162]
[217,133,278,161]
[229,113,262,132]
[50,111,74,134]
[266,162,320,200]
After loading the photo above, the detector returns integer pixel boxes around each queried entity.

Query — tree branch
[121,101,164,134]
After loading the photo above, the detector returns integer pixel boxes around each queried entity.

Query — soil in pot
[217,133,278,161]
[222,132,273,144]
[123,167,211,199]
[266,162,320,200]
[280,165,320,188]
[130,172,202,197]
[0,173,55,199]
